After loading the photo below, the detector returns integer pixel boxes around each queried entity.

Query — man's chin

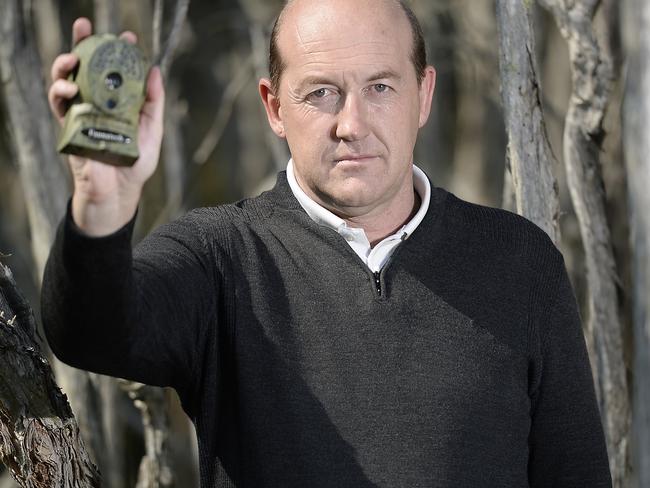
[319,187,380,214]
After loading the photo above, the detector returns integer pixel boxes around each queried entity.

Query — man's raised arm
[41,19,217,403]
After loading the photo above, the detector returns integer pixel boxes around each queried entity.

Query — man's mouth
[334,155,377,162]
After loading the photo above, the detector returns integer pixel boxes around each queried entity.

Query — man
[43,0,612,486]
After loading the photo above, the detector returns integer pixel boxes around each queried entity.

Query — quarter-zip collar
[286,159,431,273]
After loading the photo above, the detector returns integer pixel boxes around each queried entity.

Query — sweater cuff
[61,199,137,275]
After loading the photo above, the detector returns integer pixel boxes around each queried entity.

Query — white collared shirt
[286,159,431,273]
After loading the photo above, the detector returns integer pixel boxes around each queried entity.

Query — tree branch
[538,0,630,485]
[120,382,173,488]
[153,0,163,62]
[192,55,254,165]
[154,0,190,79]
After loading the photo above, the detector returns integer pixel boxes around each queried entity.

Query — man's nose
[334,94,370,141]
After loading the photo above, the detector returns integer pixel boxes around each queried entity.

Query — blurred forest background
[0,0,648,486]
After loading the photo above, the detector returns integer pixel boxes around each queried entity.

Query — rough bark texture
[538,0,630,485]
[0,3,123,484]
[496,0,561,243]
[622,1,650,486]
[0,263,99,487]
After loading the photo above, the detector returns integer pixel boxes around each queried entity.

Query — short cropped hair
[268,0,427,94]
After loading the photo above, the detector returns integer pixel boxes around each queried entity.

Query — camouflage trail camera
[57,34,148,166]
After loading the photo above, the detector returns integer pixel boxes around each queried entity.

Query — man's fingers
[48,79,79,122]
[139,67,165,150]
[146,66,164,104]
[72,17,92,46]
[119,31,138,44]
[51,53,79,82]
[50,79,79,101]
[138,67,165,160]
[141,66,165,119]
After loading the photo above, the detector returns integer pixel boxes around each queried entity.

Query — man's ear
[259,78,285,138]
[418,66,436,128]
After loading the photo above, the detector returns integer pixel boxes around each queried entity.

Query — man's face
[261,0,435,218]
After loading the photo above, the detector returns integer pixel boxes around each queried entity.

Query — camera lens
[105,72,123,90]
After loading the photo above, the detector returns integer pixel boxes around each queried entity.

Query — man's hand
[48,18,165,237]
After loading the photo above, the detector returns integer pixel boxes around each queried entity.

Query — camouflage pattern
[57,34,148,166]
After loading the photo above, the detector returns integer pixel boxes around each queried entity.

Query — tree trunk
[0,0,68,278]
[622,1,650,486]
[538,0,630,485]
[0,262,99,487]
[0,2,124,483]
[496,0,561,243]
[153,0,189,219]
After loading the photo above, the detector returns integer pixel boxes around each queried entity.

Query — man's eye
[309,88,330,99]
[374,84,389,93]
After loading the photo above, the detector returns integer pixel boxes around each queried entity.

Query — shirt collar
[286,158,431,239]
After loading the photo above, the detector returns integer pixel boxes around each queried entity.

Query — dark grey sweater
[42,172,612,487]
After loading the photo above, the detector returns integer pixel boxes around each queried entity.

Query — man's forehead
[277,0,410,61]
[280,0,403,20]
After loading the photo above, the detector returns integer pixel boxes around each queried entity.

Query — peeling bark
[0,263,99,487]
[496,0,561,243]
[538,0,630,485]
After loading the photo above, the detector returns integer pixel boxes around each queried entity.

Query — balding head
[257,0,436,223]
[268,0,427,94]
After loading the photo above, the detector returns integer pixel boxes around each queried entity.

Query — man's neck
[286,160,430,246]
[342,190,421,247]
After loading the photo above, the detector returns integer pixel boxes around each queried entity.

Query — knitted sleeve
[527,254,612,487]
[41,204,220,410]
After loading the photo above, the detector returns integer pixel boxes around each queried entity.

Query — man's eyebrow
[367,70,402,82]
[295,70,402,91]
[295,76,338,92]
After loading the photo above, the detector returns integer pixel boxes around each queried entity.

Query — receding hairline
[268,0,426,94]
[276,0,407,28]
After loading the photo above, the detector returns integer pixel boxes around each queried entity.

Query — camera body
[57,34,148,166]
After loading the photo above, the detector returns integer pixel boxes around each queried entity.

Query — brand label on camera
[82,128,132,144]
